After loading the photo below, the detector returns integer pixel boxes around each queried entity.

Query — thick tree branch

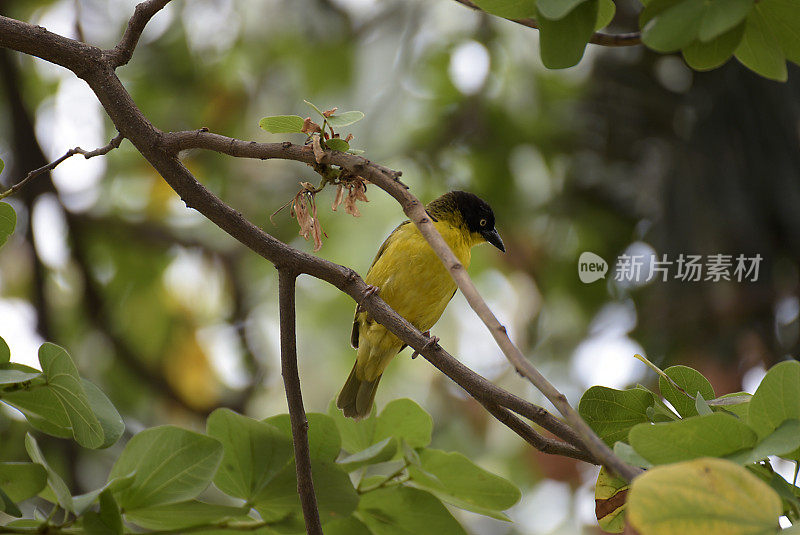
[451,0,642,47]
[0,9,637,481]
[278,269,322,535]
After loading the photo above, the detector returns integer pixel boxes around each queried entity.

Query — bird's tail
[336,362,382,419]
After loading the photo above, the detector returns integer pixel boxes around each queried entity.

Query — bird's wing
[351,220,410,349]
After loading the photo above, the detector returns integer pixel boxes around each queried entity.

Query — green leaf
[629,413,757,464]
[82,379,124,448]
[25,433,73,512]
[374,398,433,449]
[596,0,616,29]
[337,437,397,472]
[38,343,104,449]
[258,115,305,134]
[683,23,746,70]
[0,364,42,385]
[613,441,652,469]
[324,516,372,535]
[659,365,715,418]
[359,487,467,535]
[254,460,358,525]
[734,4,788,81]
[641,0,705,52]
[711,392,751,419]
[109,426,223,510]
[325,111,365,128]
[759,0,800,64]
[594,466,628,533]
[537,0,599,69]
[699,0,753,41]
[471,0,536,18]
[748,360,800,439]
[2,382,73,438]
[207,408,294,502]
[72,473,136,514]
[536,0,588,20]
[0,336,9,363]
[695,393,713,416]
[0,487,21,517]
[0,462,47,503]
[628,458,782,535]
[124,500,250,530]
[0,202,17,248]
[83,491,123,535]
[328,399,377,453]
[324,138,350,152]
[264,412,341,461]
[725,420,800,464]
[578,386,654,446]
[407,449,520,520]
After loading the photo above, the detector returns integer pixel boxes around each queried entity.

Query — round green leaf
[578,386,653,446]
[253,460,358,525]
[0,336,9,363]
[374,398,433,449]
[124,500,250,530]
[628,458,782,535]
[725,419,800,464]
[699,0,754,42]
[596,0,616,30]
[683,23,746,70]
[83,491,123,535]
[472,0,536,19]
[537,0,589,21]
[258,115,306,134]
[748,360,800,439]
[82,379,125,449]
[264,412,341,461]
[407,449,520,520]
[109,426,224,510]
[208,408,294,501]
[0,202,17,248]
[0,462,47,503]
[325,110,365,128]
[336,437,397,472]
[328,399,378,454]
[537,0,599,69]
[642,0,705,52]
[658,365,715,418]
[38,343,104,449]
[324,138,350,152]
[359,487,467,535]
[759,0,800,64]
[734,5,788,81]
[629,413,757,464]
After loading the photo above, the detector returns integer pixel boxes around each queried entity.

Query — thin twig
[0,133,124,200]
[278,269,323,535]
[451,0,642,47]
[105,0,173,68]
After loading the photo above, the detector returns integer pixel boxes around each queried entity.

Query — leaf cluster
[579,358,800,533]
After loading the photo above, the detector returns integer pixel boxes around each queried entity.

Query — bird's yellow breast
[364,220,471,332]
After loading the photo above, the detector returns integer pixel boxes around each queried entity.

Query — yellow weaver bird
[337,190,505,419]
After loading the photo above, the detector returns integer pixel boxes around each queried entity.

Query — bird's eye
[479,218,487,227]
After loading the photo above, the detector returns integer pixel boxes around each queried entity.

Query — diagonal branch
[450,0,642,47]
[278,269,323,535]
[0,133,124,200]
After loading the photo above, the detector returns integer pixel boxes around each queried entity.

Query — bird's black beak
[481,228,505,252]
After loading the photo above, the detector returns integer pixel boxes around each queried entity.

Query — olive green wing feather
[351,221,410,349]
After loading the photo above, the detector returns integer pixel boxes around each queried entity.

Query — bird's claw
[411,331,439,359]
[359,285,379,304]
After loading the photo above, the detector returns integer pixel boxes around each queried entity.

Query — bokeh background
[0,0,798,533]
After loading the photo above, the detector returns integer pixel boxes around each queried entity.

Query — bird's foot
[411,331,440,359]
[359,285,379,304]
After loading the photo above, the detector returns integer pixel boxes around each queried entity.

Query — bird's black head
[428,190,505,252]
